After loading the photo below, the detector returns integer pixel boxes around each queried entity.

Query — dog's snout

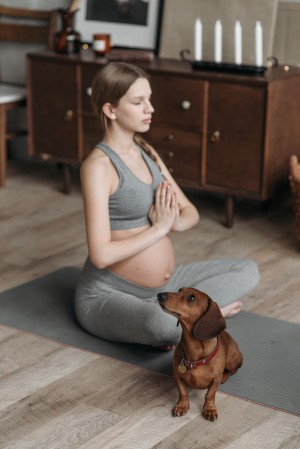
[157,292,168,302]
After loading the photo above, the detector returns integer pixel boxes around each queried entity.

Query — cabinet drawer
[81,64,101,113]
[151,75,205,128]
[147,126,202,186]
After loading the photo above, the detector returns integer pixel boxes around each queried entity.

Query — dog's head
[157,287,226,340]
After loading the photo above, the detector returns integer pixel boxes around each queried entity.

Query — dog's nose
[157,292,168,302]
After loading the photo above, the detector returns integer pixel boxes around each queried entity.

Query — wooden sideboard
[27,50,300,226]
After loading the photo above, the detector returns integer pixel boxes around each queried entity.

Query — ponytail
[134,134,161,170]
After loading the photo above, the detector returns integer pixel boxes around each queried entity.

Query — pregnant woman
[75,62,260,349]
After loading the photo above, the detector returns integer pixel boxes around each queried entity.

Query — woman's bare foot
[290,155,300,183]
[220,301,242,318]
[155,344,176,351]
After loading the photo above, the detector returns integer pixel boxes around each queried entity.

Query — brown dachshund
[157,287,243,421]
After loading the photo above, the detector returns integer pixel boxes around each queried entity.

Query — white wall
[273,1,300,65]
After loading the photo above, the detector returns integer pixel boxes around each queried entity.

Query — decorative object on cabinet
[159,0,278,64]
[27,53,300,226]
[0,5,57,187]
[92,33,111,56]
[191,61,266,75]
[75,0,164,53]
[55,8,81,55]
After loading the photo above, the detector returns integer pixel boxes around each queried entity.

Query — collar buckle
[181,336,220,371]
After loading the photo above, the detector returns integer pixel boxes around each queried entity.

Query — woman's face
[112,77,154,134]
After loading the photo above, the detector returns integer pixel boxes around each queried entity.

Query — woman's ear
[102,103,116,120]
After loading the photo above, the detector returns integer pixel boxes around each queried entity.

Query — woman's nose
[145,101,154,113]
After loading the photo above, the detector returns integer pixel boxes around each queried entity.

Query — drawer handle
[168,151,174,158]
[40,153,51,161]
[167,134,174,141]
[86,86,92,96]
[181,100,191,110]
[64,110,74,122]
[210,130,221,143]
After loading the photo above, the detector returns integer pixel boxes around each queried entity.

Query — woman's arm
[80,152,176,269]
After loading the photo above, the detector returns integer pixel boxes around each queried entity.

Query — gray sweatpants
[75,257,259,346]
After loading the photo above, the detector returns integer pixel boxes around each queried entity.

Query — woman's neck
[102,129,136,156]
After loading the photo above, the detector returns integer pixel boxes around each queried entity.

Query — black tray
[191,61,267,75]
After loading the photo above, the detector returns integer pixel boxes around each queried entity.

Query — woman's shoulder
[81,146,111,172]
[80,147,114,198]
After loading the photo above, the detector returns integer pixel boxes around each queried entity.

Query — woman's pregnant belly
[109,226,175,288]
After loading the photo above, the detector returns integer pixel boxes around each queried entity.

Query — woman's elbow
[88,252,110,270]
[191,207,200,226]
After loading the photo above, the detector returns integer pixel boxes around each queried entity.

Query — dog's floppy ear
[193,298,226,340]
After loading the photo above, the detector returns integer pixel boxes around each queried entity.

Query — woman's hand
[149,181,177,234]
[170,191,182,231]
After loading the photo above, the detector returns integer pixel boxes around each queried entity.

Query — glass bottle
[55,8,81,55]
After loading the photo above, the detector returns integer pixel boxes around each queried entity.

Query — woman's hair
[91,62,159,165]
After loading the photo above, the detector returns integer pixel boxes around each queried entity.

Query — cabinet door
[82,117,102,158]
[80,64,103,158]
[81,63,100,114]
[206,82,266,194]
[29,58,79,161]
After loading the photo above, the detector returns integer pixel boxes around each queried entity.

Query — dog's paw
[172,402,189,417]
[202,405,218,421]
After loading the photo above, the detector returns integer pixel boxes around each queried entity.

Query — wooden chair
[0,5,57,187]
[289,154,300,248]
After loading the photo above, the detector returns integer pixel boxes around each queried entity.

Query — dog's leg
[222,361,242,384]
[172,371,190,417]
[203,375,222,421]
[221,333,243,384]
[222,344,243,383]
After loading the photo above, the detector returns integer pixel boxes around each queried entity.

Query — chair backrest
[0,5,57,49]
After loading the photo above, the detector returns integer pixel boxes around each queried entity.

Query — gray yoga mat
[0,267,299,415]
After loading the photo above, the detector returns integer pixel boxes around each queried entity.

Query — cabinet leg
[225,196,235,228]
[57,163,72,194]
[0,105,7,187]
[62,164,72,194]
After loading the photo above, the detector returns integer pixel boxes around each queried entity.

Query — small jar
[92,34,111,56]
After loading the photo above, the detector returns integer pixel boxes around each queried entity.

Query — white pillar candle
[255,21,263,66]
[234,20,242,65]
[214,20,222,63]
[194,18,202,61]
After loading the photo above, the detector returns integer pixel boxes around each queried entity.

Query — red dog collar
[179,336,221,371]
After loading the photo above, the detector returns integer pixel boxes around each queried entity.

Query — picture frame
[75,0,164,53]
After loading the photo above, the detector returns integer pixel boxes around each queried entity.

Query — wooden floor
[0,161,299,449]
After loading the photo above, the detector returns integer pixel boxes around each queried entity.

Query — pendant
[178,361,187,374]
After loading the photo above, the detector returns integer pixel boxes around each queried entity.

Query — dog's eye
[187,295,196,302]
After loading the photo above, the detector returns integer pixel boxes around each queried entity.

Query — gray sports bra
[97,142,164,230]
